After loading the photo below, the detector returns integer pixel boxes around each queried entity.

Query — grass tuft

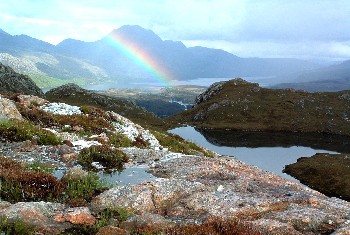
[152,131,214,156]
[0,120,61,145]
[78,145,129,172]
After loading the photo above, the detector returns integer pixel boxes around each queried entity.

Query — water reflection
[197,128,350,153]
[169,126,349,181]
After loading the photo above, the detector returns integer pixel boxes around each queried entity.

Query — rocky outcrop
[170,78,350,136]
[194,81,226,106]
[0,95,23,120]
[284,153,350,201]
[0,201,95,234]
[0,63,43,96]
[2,94,350,234]
[92,154,350,234]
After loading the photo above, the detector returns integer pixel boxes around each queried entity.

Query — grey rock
[0,95,23,120]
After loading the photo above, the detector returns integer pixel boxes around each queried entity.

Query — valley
[1,15,350,234]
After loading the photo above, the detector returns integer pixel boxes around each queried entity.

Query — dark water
[169,126,350,181]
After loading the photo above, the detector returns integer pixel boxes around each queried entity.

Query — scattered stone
[61,152,78,163]
[108,111,161,149]
[63,207,96,225]
[88,133,109,144]
[58,144,75,156]
[40,102,82,115]
[20,140,36,152]
[16,94,47,108]
[72,140,101,150]
[62,140,74,147]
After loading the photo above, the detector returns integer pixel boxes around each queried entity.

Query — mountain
[273,60,350,91]
[0,25,320,88]
[168,78,350,136]
[0,62,43,96]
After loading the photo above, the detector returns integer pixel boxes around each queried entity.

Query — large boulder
[0,95,23,120]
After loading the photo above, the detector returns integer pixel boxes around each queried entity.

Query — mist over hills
[273,59,350,91]
[0,25,341,89]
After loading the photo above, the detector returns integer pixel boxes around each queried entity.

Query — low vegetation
[44,83,173,130]
[61,171,108,207]
[0,156,63,203]
[78,145,129,172]
[169,78,350,136]
[0,157,109,206]
[153,131,214,156]
[108,132,133,148]
[0,218,37,235]
[0,119,60,145]
[18,105,114,134]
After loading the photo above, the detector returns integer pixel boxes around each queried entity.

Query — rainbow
[104,32,174,85]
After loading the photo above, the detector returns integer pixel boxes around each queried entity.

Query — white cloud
[0,0,349,60]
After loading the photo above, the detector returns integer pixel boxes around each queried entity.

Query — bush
[131,135,149,148]
[78,145,129,172]
[0,120,60,145]
[0,157,63,203]
[61,172,107,207]
[0,218,36,235]
[108,133,132,148]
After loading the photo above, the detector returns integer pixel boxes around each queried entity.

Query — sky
[1,0,349,62]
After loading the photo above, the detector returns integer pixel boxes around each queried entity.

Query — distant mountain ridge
[0,25,321,88]
[273,59,350,91]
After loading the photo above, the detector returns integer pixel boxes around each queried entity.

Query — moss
[78,145,129,172]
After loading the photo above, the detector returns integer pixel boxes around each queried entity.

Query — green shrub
[24,162,54,174]
[109,133,132,148]
[0,218,36,235]
[0,120,60,145]
[62,172,107,207]
[78,145,129,172]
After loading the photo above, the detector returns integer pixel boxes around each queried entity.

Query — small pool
[169,126,350,181]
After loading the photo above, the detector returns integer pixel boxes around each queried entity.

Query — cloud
[0,0,349,60]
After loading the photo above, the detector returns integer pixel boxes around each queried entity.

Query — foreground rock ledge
[92,155,350,234]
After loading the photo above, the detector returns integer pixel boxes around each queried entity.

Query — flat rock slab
[93,155,350,234]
